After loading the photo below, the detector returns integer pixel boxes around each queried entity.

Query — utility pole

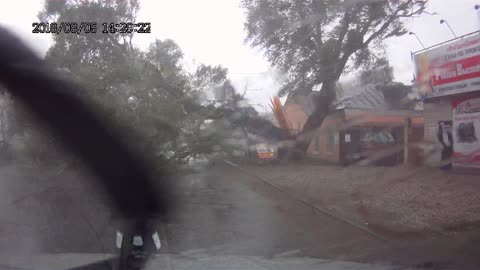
[155,39,161,70]
[475,5,480,29]
[242,82,249,98]
[404,117,411,166]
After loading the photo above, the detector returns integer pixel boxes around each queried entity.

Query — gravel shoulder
[239,162,480,237]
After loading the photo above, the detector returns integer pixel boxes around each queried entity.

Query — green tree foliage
[192,64,236,105]
[39,0,139,94]
[242,0,427,152]
[13,0,258,165]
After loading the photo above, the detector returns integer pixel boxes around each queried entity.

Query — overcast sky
[1,0,480,112]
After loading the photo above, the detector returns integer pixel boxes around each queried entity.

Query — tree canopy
[10,0,268,165]
[242,0,427,152]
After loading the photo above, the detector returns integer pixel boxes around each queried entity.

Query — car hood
[0,253,407,270]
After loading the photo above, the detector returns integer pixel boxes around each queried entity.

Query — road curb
[223,159,389,243]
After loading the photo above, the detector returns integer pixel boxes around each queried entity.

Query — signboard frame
[413,31,480,99]
[452,96,480,168]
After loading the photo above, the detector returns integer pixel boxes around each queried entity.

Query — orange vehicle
[255,143,277,161]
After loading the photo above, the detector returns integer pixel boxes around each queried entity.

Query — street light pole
[409,32,426,49]
[440,19,457,38]
[475,5,480,29]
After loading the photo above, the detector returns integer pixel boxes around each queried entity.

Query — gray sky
[1,0,480,112]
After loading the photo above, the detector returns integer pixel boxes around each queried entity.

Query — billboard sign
[452,97,480,168]
[414,33,480,98]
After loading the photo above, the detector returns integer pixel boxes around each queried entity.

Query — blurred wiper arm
[0,26,169,220]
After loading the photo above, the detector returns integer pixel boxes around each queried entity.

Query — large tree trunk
[292,80,336,157]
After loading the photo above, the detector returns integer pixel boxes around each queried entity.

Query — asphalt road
[164,162,480,269]
[0,162,390,260]
[166,163,391,261]
[0,162,480,269]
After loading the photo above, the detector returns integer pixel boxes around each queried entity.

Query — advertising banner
[452,97,480,168]
[414,33,480,98]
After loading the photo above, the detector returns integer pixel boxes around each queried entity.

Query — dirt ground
[242,162,480,237]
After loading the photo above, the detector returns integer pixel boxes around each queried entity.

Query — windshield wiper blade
[0,25,171,241]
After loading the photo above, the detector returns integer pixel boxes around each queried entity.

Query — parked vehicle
[255,143,277,163]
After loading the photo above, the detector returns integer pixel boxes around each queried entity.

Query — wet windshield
[1,0,480,269]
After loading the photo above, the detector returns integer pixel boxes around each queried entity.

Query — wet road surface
[0,162,480,269]
[166,163,390,261]
[165,162,480,269]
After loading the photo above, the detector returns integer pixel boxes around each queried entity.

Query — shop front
[413,31,480,169]
[452,96,480,169]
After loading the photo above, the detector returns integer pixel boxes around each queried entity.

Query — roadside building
[413,31,480,170]
[284,84,423,165]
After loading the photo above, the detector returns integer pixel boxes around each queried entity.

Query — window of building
[360,128,395,146]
